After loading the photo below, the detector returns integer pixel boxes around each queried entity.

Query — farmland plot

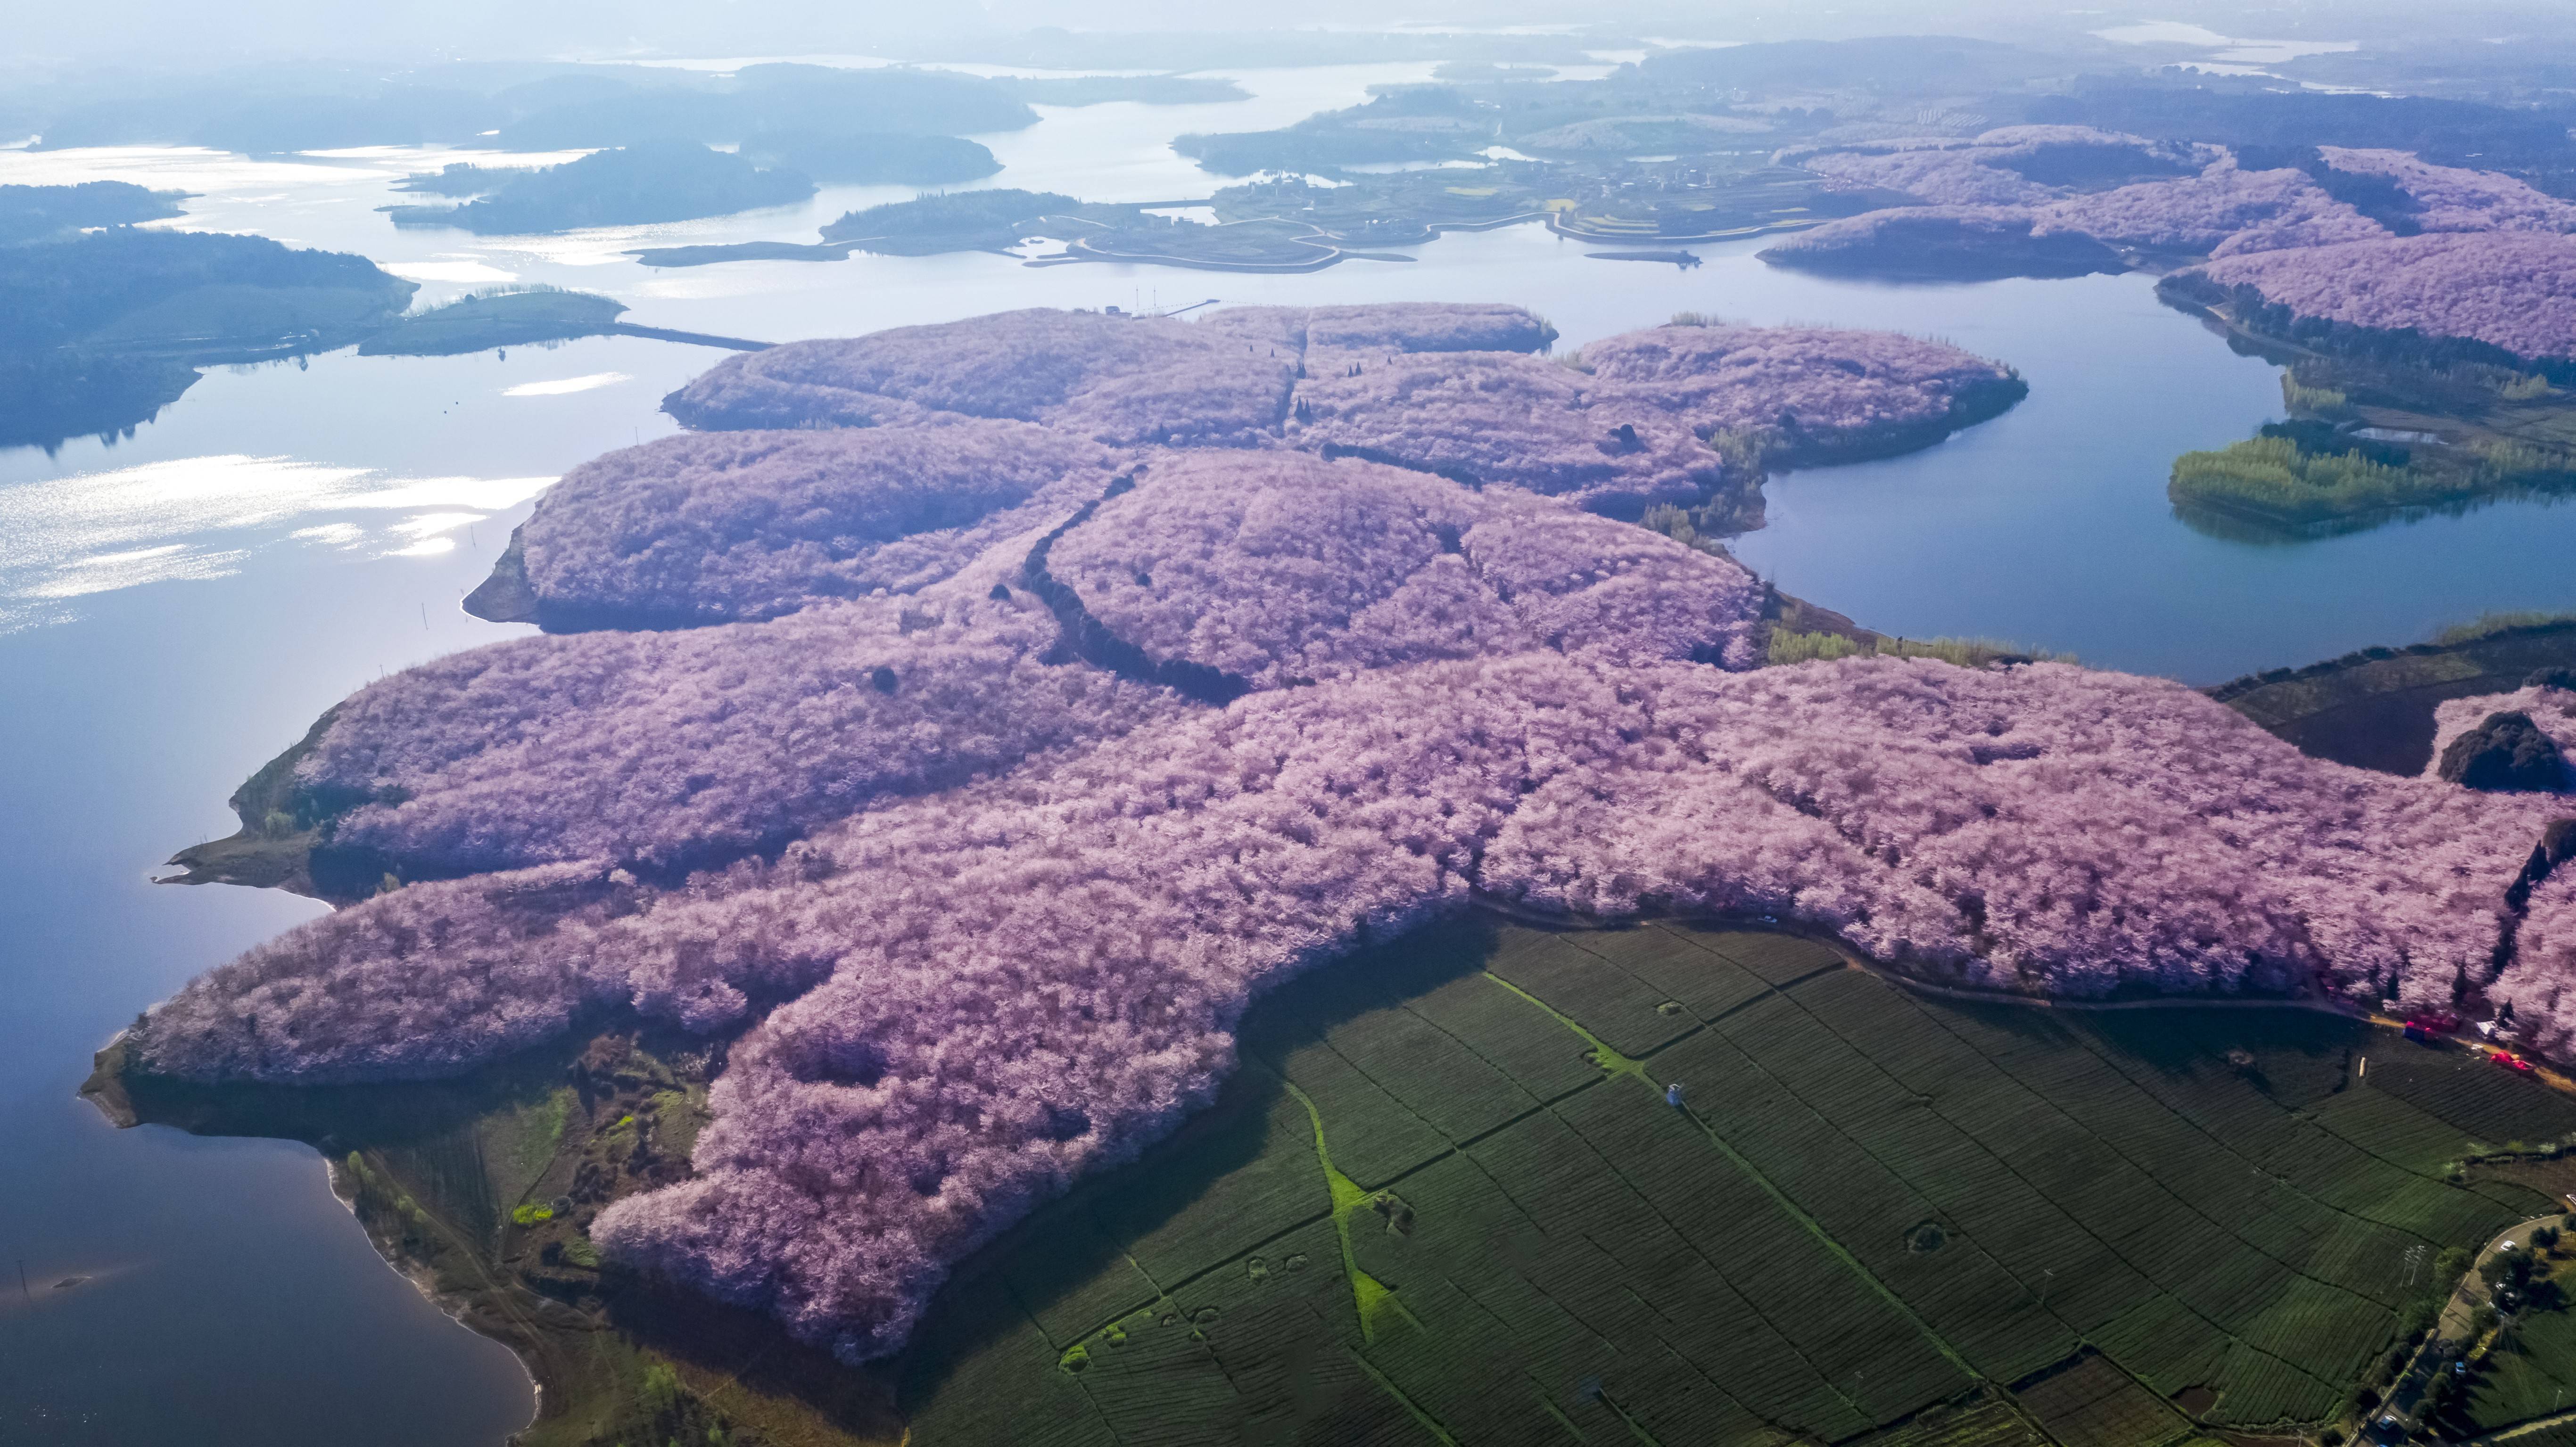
[896,915,2570,1445]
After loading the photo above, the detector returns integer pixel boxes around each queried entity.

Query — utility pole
[17,1259,27,1302]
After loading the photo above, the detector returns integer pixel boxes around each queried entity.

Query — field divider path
[1347,1351,1464,1446]
[1415,992,1882,1422]
[1532,933,2116,1376]
[1864,979,2360,1398]
[2053,1011,2473,1254]
[1480,969,1990,1385]
[1772,968,2342,1399]
[1667,984,2096,1352]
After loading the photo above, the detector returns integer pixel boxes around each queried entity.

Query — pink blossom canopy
[653,305,2020,517]
[123,301,2568,1371]
[2188,230,2576,364]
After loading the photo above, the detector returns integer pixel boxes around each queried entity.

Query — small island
[355,287,631,356]
[384,140,816,235]
[391,161,539,197]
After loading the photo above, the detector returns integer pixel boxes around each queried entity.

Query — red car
[2412,1012,2461,1033]
[2493,1051,2536,1073]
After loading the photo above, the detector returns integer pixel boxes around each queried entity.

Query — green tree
[640,1363,681,1416]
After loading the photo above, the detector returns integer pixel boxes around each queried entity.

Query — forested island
[94,299,2576,1446]
[384,140,814,234]
[0,218,415,450]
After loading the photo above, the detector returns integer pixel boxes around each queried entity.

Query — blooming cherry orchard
[122,302,2570,1368]
[139,653,2568,1360]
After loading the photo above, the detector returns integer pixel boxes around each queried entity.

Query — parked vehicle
[2493,1050,2536,1073]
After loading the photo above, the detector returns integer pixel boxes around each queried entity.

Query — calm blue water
[4,65,2576,1447]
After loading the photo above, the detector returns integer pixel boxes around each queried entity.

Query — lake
[3,58,2575,1445]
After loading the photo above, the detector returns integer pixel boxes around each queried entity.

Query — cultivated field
[896,915,2576,1446]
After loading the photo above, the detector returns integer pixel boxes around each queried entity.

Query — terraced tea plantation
[895,916,2576,1447]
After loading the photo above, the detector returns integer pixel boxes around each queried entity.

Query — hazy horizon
[15,0,2576,70]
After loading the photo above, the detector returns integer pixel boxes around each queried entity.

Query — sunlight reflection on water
[0,456,550,631]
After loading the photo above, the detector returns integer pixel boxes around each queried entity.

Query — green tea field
[895,915,2576,1447]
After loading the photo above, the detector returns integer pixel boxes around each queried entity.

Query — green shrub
[2280,369,2351,416]
[640,1363,681,1415]
[1768,627,1864,665]
[1638,502,1698,547]
[510,1202,554,1227]
[1767,627,2072,669]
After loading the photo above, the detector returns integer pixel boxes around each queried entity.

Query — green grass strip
[1480,970,1986,1384]
[1280,1077,1422,1346]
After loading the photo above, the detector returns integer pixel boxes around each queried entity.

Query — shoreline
[322,1149,549,1443]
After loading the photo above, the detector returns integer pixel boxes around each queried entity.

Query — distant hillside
[0,181,186,244]
[0,227,411,353]
[737,131,1001,186]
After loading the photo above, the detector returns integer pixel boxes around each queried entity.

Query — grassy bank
[2210,617,2576,773]
[2153,288,2576,537]
[1766,627,2074,668]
